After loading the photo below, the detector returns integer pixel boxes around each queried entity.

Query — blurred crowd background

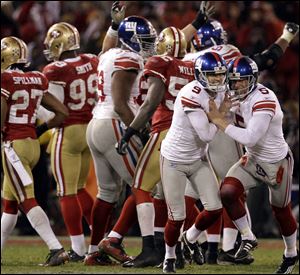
[1,1,299,238]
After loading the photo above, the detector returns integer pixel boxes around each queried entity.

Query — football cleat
[217,249,236,265]
[275,250,299,274]
[234,238,257,264]
[175,242,185,269]
[122,248,161,268]
[99,237,133,263]
[163,258,176,274]
[67,249,85,262]
[182,231,204,265]
[205,249,218,264]
[42,248,69,266]
[83,251,114,266]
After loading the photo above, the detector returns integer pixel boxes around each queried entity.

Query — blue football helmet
[227,56,259,101]
[195,52,227,93]
[192,19,227,51]
[118,16,157,59]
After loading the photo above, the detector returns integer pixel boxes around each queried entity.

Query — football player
[42,22,98,261]
[1,36,69,266]
[159,52,227,273]
[183,19,299,264]
[207,56,299,274]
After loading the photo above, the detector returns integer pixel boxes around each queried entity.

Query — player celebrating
[1,36,69,266]
[42,22,98,261]
[207,56,299,274]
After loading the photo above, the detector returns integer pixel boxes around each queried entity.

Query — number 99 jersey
[143,55,194,133]
[42,53,99,126]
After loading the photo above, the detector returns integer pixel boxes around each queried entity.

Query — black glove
[115,127,138,155]
[36,123,49,138]
[137,127,150,147]
[111,1,126,31]
[192,1,215,30]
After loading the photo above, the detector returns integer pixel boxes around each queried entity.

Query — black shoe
[235,239,257,264]
[217,249,236,265]
[155,232,166,267]
[275,251,299,274]
[205,249,218,264]
[67,249,85,262]
[42,248,69,266]
[182,231,204,265]
[163,258,176,273]
[175,242,185,269]
[122,248,161,268]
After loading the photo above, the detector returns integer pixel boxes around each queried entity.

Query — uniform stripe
[223,52,241,63]
[114,61,140,70]
[144,69,167,83]
[3,152,25,202]
[283,152,293,207]
[170,27,180,57]
[133,132,159,189]
[1,88,10,99]
[210,51,222,63]
[112,120,135,177]
[54,128,65,196]
[181,96,201,108]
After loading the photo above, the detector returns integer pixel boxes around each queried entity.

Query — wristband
[107,26,119,38]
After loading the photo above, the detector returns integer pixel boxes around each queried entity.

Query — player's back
[43,53,98,126]
[184,44,241,64]
[1,70,48,141]
[143,55,195,133]
[93,48,144,120]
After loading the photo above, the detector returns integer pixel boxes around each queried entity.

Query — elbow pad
[252,44,283,71]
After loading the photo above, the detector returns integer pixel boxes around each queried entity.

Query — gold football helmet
[155,27,187,58]
[1,36,29,73]
[43,22,80,61]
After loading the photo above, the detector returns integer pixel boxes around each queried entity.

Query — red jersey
[143,55,194,132]
[43,54,98,126]
[1,70,48,141]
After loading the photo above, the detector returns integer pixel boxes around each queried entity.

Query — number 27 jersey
[143,55,194,133]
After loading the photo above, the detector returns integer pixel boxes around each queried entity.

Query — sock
[59,195,83,236]
[137,202,155,237]
[77,188,94,227]
[70,234,86,256]
[142,235,155,250]
[164,220,184,247]
[88,244,98,254]
[1,213,18,252]
[186,224,201,244]
[183,196,199,231]
[165,243,176,259]
[90,198,114,245]
[282,230,297,258]
[108,231,123,239]
[26,206,62,250]
[222,228,239,251]
[153,198,168,231]
[112,194,137,236]
[232,215,255,241]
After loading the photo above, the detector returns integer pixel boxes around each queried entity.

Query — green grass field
[1,236,299,274]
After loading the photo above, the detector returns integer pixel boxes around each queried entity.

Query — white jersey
[92,48,144,120]
[161,80,224,163]
[231,83,288,162]
[183,44,241,64]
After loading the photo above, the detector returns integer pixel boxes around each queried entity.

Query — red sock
[77,188,94,226]
[194,209,223,231]
[207,214,222,235]
[59,195,83,235]
[165,219,184,247]
[272,203,297,236]
[184,196,199,231]
[19,198,38,214]
[112,194,137,236]
[153,198,168,229]
[3,199,19,214]
[90,198,114,245]
[223,208,235,228]
[132,188,152,204]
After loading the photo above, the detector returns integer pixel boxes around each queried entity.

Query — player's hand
[138,127,150,146]
[192,1,215,29]
[115,137,128,155]
[281,22,299,43]
[111,1,126,25]
[219,92,232,115]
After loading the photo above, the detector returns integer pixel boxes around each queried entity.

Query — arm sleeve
[224,113,272,147]
[186,109,218,143]
[48,82,65,103]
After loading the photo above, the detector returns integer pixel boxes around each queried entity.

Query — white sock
[70,234,87,256]
[186,224,201,244]
[197,230,207,244]
[282,230,297,258]
[136,202,155,236]
[107,230,123,239]
[26,206,62,250]
[232,215,255,241]
[165,243,176,259]
[88,244,98,254]
[222,228,239,251]
[207,234,221,243]
[1,213,18,252]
